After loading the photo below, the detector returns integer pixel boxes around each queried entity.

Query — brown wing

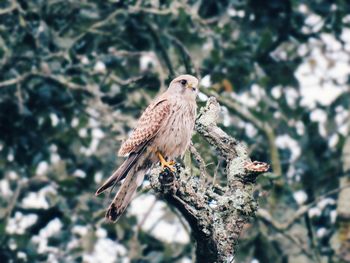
[118,98,170,156]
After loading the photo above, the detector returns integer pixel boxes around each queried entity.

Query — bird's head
[168,74,199,100]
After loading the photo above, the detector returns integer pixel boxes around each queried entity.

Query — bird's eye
[180,79,187,86]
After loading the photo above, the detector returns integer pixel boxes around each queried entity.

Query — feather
[106,169,145,222]
[95,154,136,196]
[118,99,170,156]
[95,141,148,196]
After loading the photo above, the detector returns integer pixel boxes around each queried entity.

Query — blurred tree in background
[0,0,350,262]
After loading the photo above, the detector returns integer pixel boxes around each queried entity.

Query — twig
[0,1,17,16]
[168,205,191,235]
[72,9,124,45]
[169,35,200,77]
[146,22,175,77]
[2,181,22,219]
[129,6,173,15]
[257,184,350,231]
[137,198,157,231]
[211,159,222,189]
[189,143,208,179]
[202,89,282,177]
[0,71,86,90]
[0,73,30,87]
[109,74,145,86]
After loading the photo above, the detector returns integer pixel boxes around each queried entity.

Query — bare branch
[146,22,176,77]
[201,89,282,177]
[189,143,209,179]
[0,73,30,87]
[258,184,350,231]
[0,70,87,90]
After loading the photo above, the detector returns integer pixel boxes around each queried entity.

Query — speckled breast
[153,99,196,160]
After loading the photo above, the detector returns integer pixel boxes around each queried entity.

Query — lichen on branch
[149,97,269,262]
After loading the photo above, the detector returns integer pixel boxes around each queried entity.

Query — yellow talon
[156,152,176,172]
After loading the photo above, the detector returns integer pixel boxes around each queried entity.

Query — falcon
[96,74,199,222]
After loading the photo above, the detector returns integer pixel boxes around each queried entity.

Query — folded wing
[95,98,170,195]
[118,98,170,156]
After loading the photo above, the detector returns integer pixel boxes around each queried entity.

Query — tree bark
[150,97,269,262]
[331,133,350,262]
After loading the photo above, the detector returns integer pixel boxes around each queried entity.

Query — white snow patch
[0,179,12,197]
[71,117,79,128]
[140,53,156,71]
[96,228,107,238]
[94,171,103,184]
[308,207,322,218]
[92,128,105,139]
[295,121,305,135]
[275,135,301,162]
[31,218,63,254]
[83,238,127,263]
[78,128,88,138]
[293,190,308,205]
[129,195,189,244]
[36,161,49,176]
[310,109,327,123]
[321,33,342,51]
[49,144,58,152]
[198,92,209,102]
[72,225,89,237]
[297,44,309,57]
[251,84,265,100]
[317,198,335,210]
[7,152,14,162]
[245,123,258,138]
[221,106,231,127]
[73,169,86,178]
[6,212,38,235]
[316,227,327,238]
[328,134,339,149]
[94,61,106,74]
[8,171,18,180]
[271,86,282,99]
[330,210,337,224]
[200,75,211,88]
[298,4,308,13]
[304,13,324,33]
[310,108,327,136]
[50,153,60,164]
[50,113,59,127]
[233,92,258,108]
[22,186,56,209]
[81,56,89,65]
[341,28,350,42]
[17,251,27,260]
[285,87,299,108]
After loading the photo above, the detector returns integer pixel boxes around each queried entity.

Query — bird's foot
[156,152,176,172]
[161,160,176,172]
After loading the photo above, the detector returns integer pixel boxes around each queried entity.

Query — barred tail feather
[106,169,145,222]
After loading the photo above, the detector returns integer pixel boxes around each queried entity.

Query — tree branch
[202,89,282,178]
[146,22,176,78]
[150,97,269,262]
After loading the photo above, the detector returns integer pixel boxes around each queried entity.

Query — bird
[95,74,199,222]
